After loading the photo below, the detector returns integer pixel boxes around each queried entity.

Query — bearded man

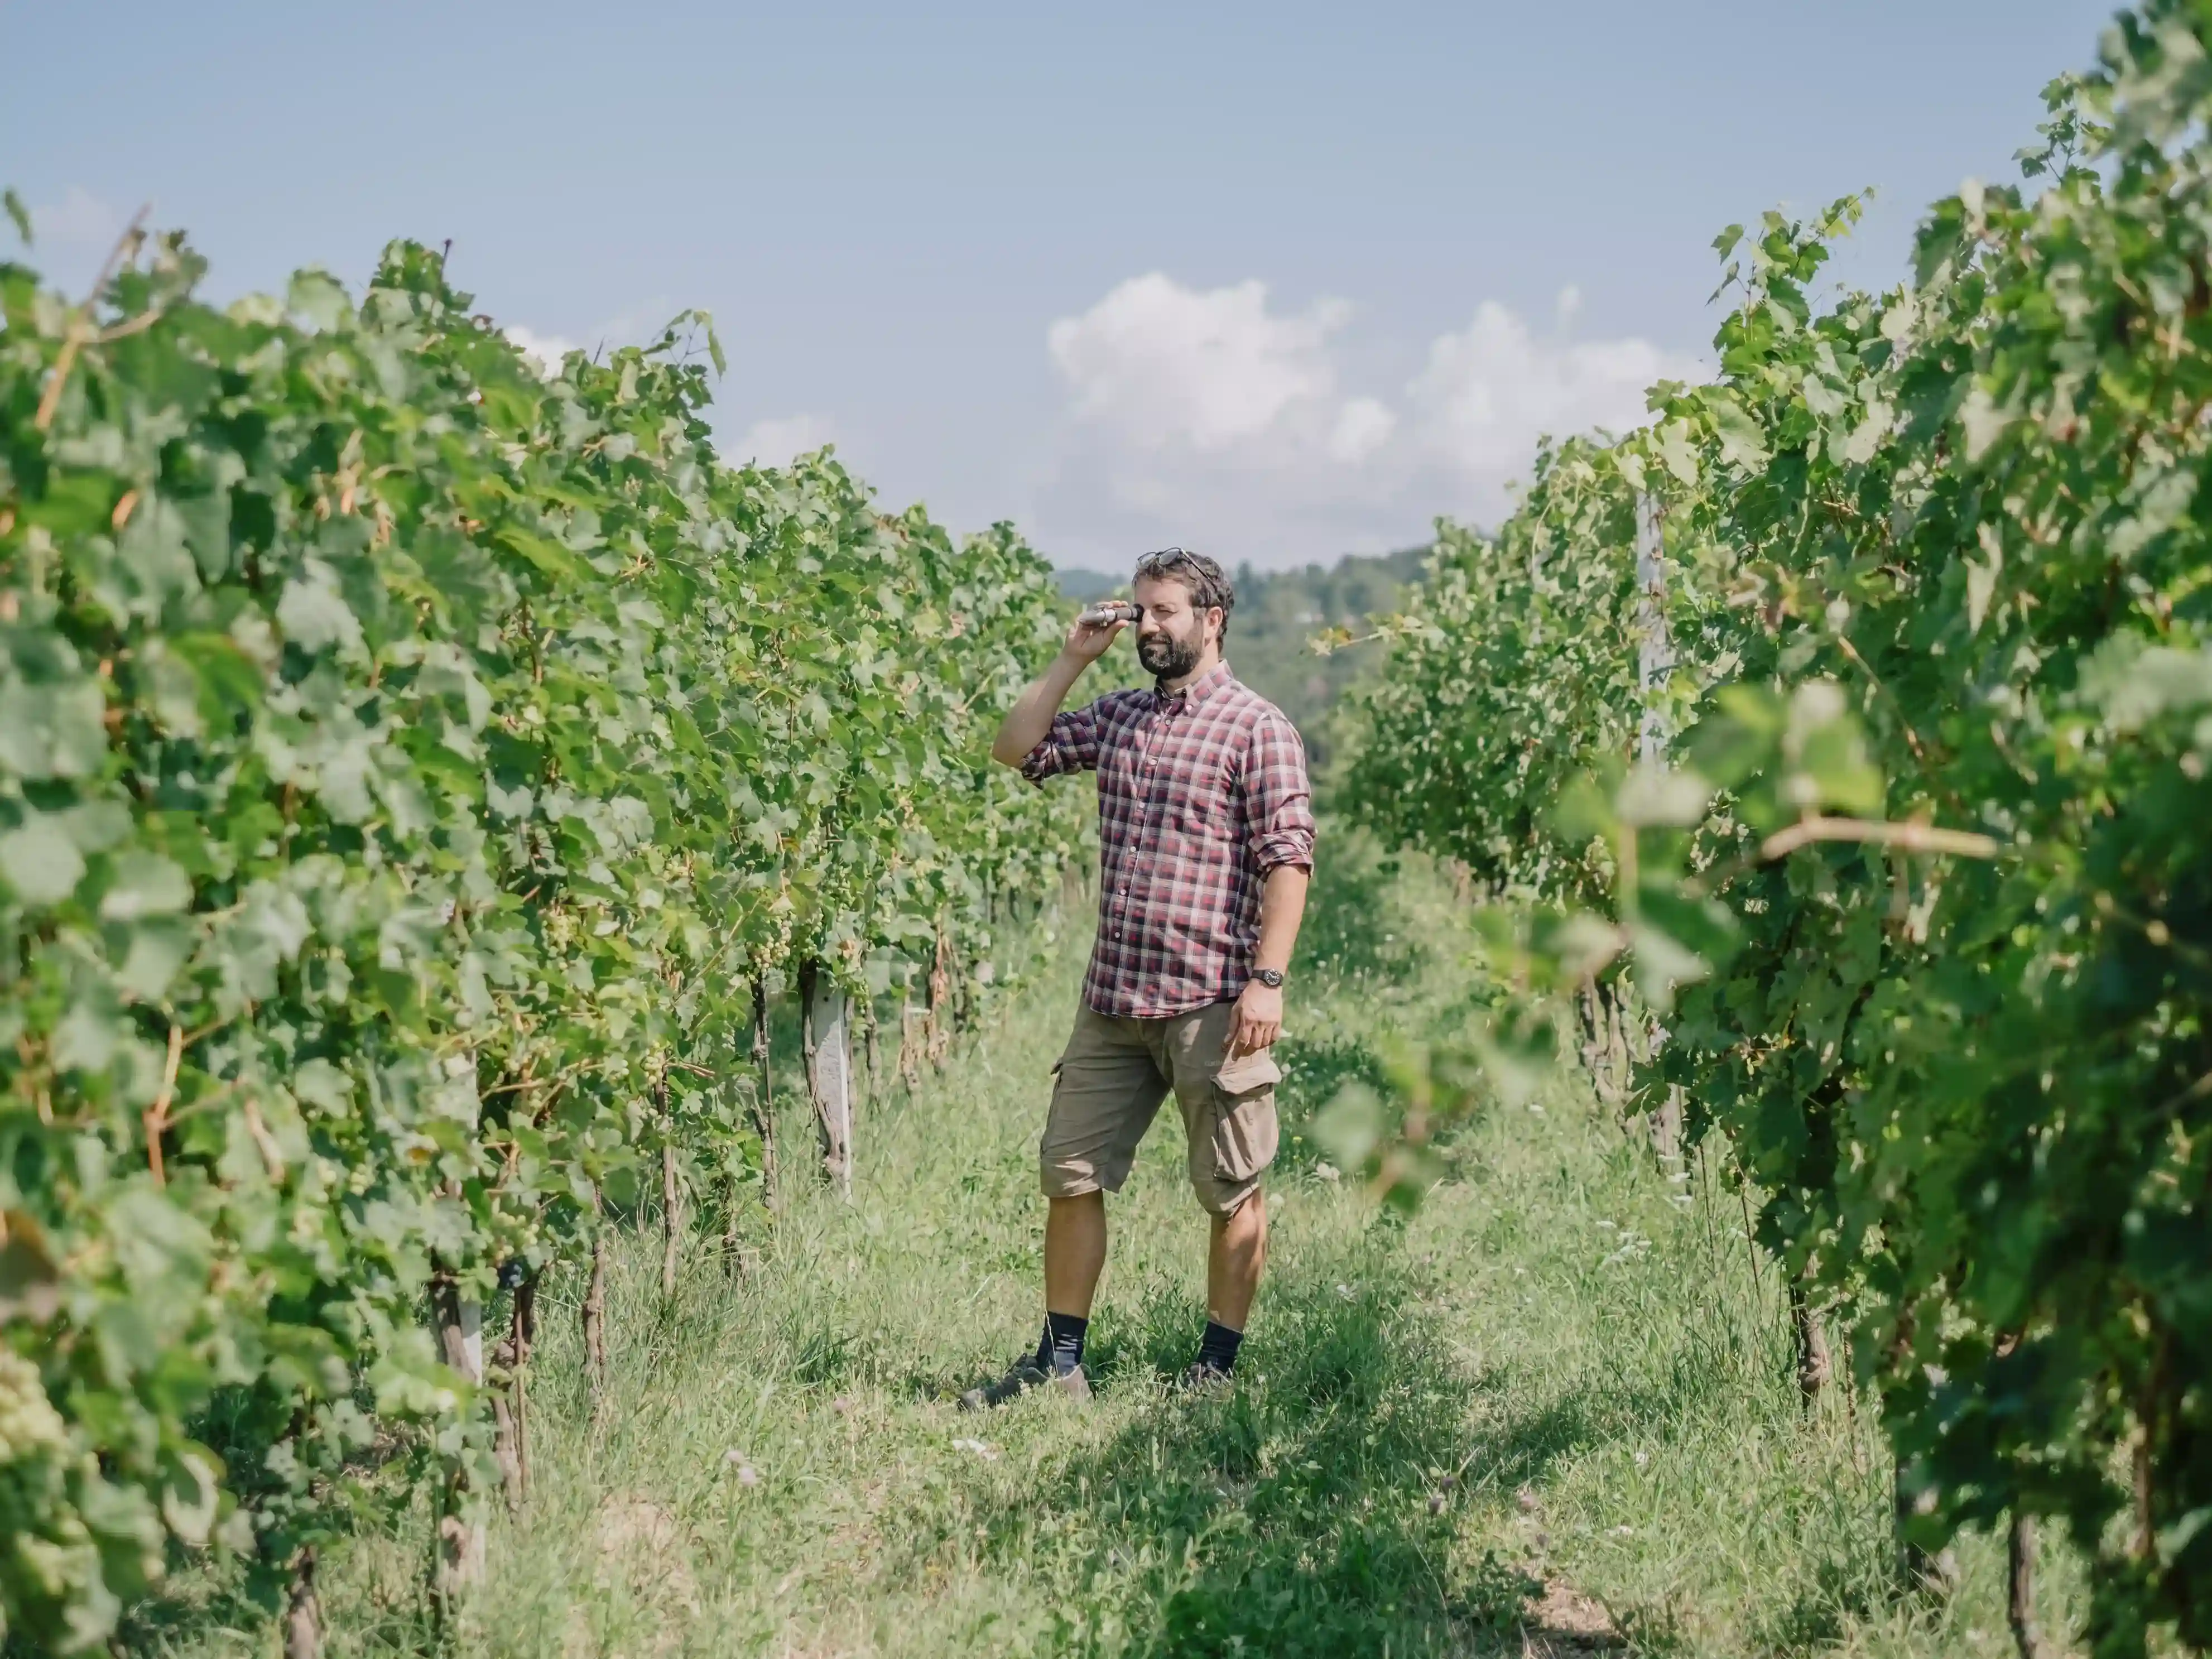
[966,547,1315,1406]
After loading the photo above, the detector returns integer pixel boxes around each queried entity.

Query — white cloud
[1046,274,1352,452]
[32,186,124,250]
[1408,301,1694,491]
[505,325,581,378]
[1037,273,1703,568]
[724,413,837,469]
[1328,396,1397,466]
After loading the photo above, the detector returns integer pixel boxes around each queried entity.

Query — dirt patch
[562,1495,700,1658]
[1517,1578,1623,1653]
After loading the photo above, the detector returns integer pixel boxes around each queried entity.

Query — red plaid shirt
[1022,661,1315,1018]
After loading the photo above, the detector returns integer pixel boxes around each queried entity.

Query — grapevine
[1340,8,2212,1652]
[0,228,1086,1647]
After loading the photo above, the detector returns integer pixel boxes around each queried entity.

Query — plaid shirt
[1022,661,1316,1018]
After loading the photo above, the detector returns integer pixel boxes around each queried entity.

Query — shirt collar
[1152,660,1234,711]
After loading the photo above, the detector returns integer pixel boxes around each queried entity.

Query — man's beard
[1139,629,1203,681]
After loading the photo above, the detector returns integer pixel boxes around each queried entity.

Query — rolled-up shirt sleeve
[1244,712,1316,873]
[1020,696,1107,786]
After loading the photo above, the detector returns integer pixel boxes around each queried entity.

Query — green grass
[128,835,2089,1657]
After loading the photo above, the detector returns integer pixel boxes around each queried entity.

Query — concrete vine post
[1633,489,1686,1175]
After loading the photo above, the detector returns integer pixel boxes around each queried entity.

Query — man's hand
[1062,611,1127,663]
[993,615,1121,766]
[1228,978,1283,1058]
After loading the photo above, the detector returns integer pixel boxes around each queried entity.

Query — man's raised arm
[990,610,1127,767]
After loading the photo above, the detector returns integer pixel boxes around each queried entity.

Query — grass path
[139,839,2086,1657]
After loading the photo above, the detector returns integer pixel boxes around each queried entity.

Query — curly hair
[1132,546,1236,641]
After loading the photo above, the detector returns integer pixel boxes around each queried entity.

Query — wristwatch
[1252,968,1285,988]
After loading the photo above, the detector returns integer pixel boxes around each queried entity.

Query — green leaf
[287,268,351,332]
[275,570,363,653]
[1312,1082,1385,1169]
[1705,392,1771,472]
[99,852,192,921]
[0,815,87,907]
[0,677,107,780]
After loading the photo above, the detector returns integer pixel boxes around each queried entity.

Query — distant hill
[1051,546,1432,770]
[1054,568,1123,602]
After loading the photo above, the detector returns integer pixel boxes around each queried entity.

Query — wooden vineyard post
[431,1279,487,1607]
[751,978,778,1211]
[799,961,854,1198]
[926,929,952,1067]
[657,1064,681,1302]
[861,999,879,1102]
[2008,1513,2044,1659]
[492,1276,535,1513]
[1633,490,1686,1173]
[1888,1313,1960,1598]
[1787,1272,1832,1407]
[955,940,975,1033]
[719,1045,747,1276]
[284,1545,321,1659]
[897,989,922,1091]
[582,1228,608,1416]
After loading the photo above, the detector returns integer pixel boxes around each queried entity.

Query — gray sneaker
[958,1358,1092,1411]
[1175,1360,1234,1394]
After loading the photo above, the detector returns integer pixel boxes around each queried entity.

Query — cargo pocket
[1209,1048,1281,1182]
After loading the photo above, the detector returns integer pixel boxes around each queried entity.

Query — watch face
[1255,969,1283,988]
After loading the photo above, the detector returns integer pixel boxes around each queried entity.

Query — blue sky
[5,1,2118,569]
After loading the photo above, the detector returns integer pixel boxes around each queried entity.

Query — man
[964,546,1314,1407]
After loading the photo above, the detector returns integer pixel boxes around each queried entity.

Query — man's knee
[1199,1177,1265,1220]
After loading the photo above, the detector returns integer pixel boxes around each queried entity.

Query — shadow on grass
[1752,1551,1896,1656]
[918,1228,1623,1658]
[924,1214,1744,1658]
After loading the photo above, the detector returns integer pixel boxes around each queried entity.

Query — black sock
[1036,1311,1088,1376]
[1196,1319,1243,1375]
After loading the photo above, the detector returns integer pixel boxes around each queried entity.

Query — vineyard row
[1336,12,2211,1656]
[0,225,1085,1651]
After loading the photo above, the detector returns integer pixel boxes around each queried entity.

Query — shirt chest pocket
[1169,762,1239,841]
[1098,738,1146,804]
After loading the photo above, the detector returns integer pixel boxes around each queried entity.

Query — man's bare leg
[1045,1191,1108,1319]
[961,1193,1105,1408]
[1207,1188,1267,1331]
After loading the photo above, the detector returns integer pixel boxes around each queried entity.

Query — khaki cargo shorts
[1039,999,1281,1215]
